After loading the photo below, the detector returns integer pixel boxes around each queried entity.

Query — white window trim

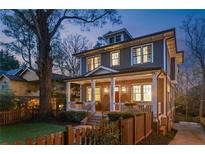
[86,54,101,73]
[131,83,152,103]
[110,50,120,67]
[131,43,154,66]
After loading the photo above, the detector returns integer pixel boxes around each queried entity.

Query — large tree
[53,34,91,76]
[0,14,37,69]
[182,15,205,118]
[0,49,20,70]
[1,10,121,118]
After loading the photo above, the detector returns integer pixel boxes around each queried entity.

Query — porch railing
[69,101,92,112]
[114,102,152,113]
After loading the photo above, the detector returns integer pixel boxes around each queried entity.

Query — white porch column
[110,77,115,112]
[91,79,95,112]
[152,73,158,120]
[66,81,71,111]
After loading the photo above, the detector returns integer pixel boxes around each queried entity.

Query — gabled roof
[0,67,70,82]
[85,66,119,77]
[0,74,26,81]
[0,68,24,76]
[66,66,162,81]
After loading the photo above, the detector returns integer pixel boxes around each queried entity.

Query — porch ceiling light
[104,87,109,93]
[122,86,126,93]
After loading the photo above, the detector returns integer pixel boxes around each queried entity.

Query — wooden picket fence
[12,112,152,145]
[0,109,31,125]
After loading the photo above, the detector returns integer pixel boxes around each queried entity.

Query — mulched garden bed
[138,128,177,145]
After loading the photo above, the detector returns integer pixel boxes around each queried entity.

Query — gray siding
[80,40,164,76]
[81,57,87,75]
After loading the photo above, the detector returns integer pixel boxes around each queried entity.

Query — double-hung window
[132,84,152,102]
[86,87,101,102]
[132,47,141,64]
[111,51,120,66]
[132,44,153,65]
[87,56,100,72]
[133,85,141,101]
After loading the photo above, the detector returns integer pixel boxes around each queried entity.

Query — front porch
[66,69,166,120]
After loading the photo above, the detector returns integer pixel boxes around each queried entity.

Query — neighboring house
[65,28,184,130]
[0,68,68,110]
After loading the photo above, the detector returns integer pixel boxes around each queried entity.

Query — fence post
[119,117,122,144]
[14,140,21,145]
[133,115,136,145]
[67,125,74,145]
[144,113,147,141]
[26,137,33,145]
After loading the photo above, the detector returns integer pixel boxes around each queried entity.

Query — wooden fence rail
[10,112,152,145]
[0,109,31,125]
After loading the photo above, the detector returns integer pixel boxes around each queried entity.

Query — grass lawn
[0,121,66,144]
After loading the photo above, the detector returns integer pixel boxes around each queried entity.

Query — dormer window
[109,37,115,44]
[116,35,122,42]
[131,44,153,65]
[87,55,100,72]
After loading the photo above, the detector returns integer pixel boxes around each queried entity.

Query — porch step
[86,114,108,125]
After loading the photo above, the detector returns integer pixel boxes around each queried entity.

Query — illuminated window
[143,85,152,101]
[133,85,141,101]
[132,84,152,102]
[132,47,141,64]
[86,87,91,101]
[87,56,100,72]
[132,44,152,64]
[111,51,120,66]
[86,87,101,102]
[95,87,101,101]
[142,45,152,63]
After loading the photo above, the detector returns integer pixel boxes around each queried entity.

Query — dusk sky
[1,9,205,63]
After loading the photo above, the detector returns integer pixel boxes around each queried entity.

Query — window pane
[142,45,152,63]
[86,87,101,102]
[87,56,100,71]
[143,85,152,101]
[116,35,121,42]
[133,85,141,101]
[86,87,91,101]
[95,87,101,101]
[132,47,141,64]
[94,56,100,68]
[109,37,114,44]
[111,51,120,66]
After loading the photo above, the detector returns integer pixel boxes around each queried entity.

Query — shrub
[57,111,88,123]
[0,92,16,111]
[108,112,135,121]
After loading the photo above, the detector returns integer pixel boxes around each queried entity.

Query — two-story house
[65,28,184,130]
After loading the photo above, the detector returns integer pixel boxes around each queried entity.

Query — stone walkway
[169,122,205,145]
